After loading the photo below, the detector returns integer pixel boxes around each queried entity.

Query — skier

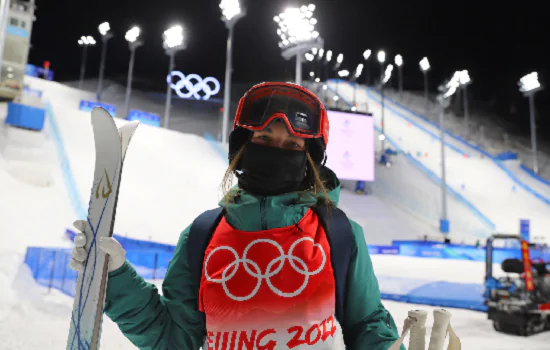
[70,82,404,350]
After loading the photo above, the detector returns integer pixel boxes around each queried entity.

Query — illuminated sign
[167,72,220,100]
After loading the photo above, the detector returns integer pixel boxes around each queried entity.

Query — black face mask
[237,142,308,196]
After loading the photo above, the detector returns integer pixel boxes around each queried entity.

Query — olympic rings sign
[204,237,326,301]
[167,71,221,101]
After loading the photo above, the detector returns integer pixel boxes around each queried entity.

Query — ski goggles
[234,82,329,145]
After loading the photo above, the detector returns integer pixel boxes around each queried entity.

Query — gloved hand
[69,220,126,273]
[388,309,461,350]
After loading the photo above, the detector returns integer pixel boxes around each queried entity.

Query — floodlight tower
[274,4,323,86]
[377,50,386,84]
[394,54,403,99]
[162,24,186,129]
[435,71,462,235]
[519,72,543,174]
[419,57,431,118]
[77,36,96,89]
[123,26,143,118]
[379,63,393,152]
[97,22,113,101]
[458,70,472,139]
[316,48,324,81]
[305,52,315,83]
[220,0,246,145]
[363,49,371,86]
[351,63,364,108]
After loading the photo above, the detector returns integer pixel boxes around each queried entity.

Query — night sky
[29,0,549,141]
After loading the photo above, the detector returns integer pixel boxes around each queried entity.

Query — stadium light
[123,26,144,119]
[354,63,364,79]
[383,64,394,85]
[395,54,404,99]
[96,22,113,101]
[338,70,349,77]
[519,72,543,174]
[274,4,323,86]
[419,57,431,119]
[163,24,187,129]
[377,50,386,63]
[77,36,96,89]
[220,0,245,145]
[332,53,344,73]
[305,52,315,61]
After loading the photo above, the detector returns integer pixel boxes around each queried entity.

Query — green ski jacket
[104,178,403,350]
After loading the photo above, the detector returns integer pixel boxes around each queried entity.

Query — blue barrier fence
[325,82,496,233]
[25,64,54,81]
[44,101,87,219]
[128,109,161,127]
[79,100,116,117]
[24,247,172,297]
[25,237,550,310]
[31,238,548,311]
[328,79,550,208]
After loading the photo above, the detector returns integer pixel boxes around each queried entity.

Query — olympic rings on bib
[167,71,221,100]
[204,237,327,301]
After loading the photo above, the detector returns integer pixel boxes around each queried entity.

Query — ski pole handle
[408,310,428,350]
[428,309,452,350]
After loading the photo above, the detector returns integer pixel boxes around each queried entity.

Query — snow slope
[0,104,74,253]
[24,76,436,245]
[330,80,550,241]
[26,76,229,245]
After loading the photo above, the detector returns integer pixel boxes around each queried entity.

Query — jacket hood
[219,166,341,231]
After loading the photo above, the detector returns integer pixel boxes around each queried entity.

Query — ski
[66,107,139,350]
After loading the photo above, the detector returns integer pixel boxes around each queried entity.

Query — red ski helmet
[229,82,329,166]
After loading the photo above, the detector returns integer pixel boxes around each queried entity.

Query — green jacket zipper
[260,197,267,230]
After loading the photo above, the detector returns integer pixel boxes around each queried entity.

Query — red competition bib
[199,209,342,350]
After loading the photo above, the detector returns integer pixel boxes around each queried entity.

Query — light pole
[274,4,323,86]
[220,0,245,145]
[363,49,371,86]
[333,53,343,93]
[380,62,394,153]
[436,71,461,235]
[519,72,543,174]
[378,50,386,151]
[123,26,143,119]
[458,70,472,139]
[420,57,431,119]
[305,52,315,85]
[77,36,96,89]
[316,48,324,82]
[351,63,364,108]
[97,22,113,101]
[337,69,349,107]
[395,54,403,100]
[163,24,186,129]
